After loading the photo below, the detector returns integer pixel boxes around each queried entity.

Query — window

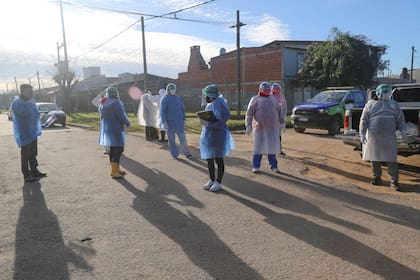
[354,91,366,103]
[297,52,305,69]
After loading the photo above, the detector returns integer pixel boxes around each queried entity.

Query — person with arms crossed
[11,84,46,182]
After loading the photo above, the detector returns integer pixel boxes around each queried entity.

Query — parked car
[336,83,420,157]
[36,102,67,127]
[291,88,367,135]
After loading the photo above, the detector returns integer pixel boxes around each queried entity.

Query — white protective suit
[360,99,406,162]
[272,93,287,133]
[246,95,284,155]
[137,92,163,128]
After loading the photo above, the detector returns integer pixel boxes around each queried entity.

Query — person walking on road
[271,82,287,156]
[99,86,131,179]
[360,84,406,191]
[198,84,234,192]
[160,83,192,159]
[245,81,284,174]
[10,84,46,182]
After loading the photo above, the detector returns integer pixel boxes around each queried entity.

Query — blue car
[36,102,67,127]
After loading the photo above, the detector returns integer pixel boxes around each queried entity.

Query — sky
[1,0,420,92]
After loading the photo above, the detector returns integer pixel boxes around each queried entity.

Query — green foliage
[52,63,78,113]
[67,111,293,135]
[298,27,387,89]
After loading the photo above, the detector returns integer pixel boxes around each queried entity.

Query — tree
[297,28,387,90]
[52,62,78,113]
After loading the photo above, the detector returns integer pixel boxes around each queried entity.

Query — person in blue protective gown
[159,83,192,159]
[11,84,46,182]
[199,84,234,192]
[245,81,284,174]
[99,86,131,179]
[360,84,406,191]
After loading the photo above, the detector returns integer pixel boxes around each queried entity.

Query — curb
[67,123,93,129]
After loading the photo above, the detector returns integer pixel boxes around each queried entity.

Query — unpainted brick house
[177,41,321,111]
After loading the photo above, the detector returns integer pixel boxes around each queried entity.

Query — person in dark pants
[199,84,234,192]
[11,84,46,182]
[99,86,131,179]
[360,84,406,191]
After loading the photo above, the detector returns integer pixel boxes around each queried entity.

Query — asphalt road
[0,113,419,280]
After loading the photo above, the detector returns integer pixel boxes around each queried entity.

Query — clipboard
[196,110,217,121]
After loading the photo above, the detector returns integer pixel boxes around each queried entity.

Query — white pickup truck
[336,83,420,157]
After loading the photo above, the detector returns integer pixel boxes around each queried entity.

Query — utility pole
[14,77,19,94]
[231,10,245,117]
[59,0,70,110]
[56,42,62,65]
[141,16,148,91]
[37,70,41,92]
[410,46,416,83]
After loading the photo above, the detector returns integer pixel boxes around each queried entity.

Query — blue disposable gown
[200,97,234,159]
[360,99,406,162]
[160,95,186,133]
[246,95,284,155]
[99,98,131,147]
[11,98,41,148]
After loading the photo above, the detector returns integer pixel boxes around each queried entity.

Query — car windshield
[311,91,346,103]
[38,103,58,111]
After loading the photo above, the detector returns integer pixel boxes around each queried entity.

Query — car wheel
[294,127,305,133]
[328,117,341,135]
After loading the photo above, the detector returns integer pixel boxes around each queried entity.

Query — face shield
[271,83,281,95]
[258,82,271,97]
[166,83,176,95]
[376,84,392,101]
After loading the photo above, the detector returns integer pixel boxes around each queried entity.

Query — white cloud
[0,1,288,91]
[242,14,290,44]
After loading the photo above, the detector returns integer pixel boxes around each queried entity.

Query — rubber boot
[118,165,126,176]
[110,162,124,179]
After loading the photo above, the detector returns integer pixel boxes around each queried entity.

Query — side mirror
[344,99,354,104]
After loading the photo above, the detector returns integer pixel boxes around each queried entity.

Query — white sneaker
[209,182,222,192]
[271,168,280,173]
[203,180,214,190]
[252,168,260,173]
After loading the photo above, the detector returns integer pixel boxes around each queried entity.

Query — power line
[74,19,141,60]
[61,0,227,61]
[55,0,226,24]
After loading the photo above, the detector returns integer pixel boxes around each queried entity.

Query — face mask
[169,89,176,95]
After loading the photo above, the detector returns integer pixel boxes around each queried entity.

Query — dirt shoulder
[186,128,420,199]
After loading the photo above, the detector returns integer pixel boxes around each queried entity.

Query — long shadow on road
[119,156,264,280]
[227,155,420,231]
[181,157,370,234]
[14,182,94,280]
[222,190,420,280]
